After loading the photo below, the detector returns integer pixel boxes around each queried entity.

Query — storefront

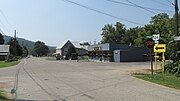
[88,43,149,62]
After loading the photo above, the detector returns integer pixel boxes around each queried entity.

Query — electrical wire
[166,0,173,4]
[126,0,156,14]
[0,9,14,35]
[61,0,144,26]
[0,10,14,29]
[151,0,173,7]
[106,0,173,12]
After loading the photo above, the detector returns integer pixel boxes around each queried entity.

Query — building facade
[56,40,88,59]
[88,43,149,62]
[0,45,10,60]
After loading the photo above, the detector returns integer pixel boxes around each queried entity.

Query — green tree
[0,33,4,44]
[101,22,126,44]
[123,27,142,45]
[32,41,49,57]
[22,46,28,57]
[134,13,173,47]
[66,45,77,60]
[7,38,23,56]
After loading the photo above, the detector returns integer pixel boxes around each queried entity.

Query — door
[113,50,120,62]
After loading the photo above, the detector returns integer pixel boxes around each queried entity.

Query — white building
[55,40,89,58]
[0,45,10,60]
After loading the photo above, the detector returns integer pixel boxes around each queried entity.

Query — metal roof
[56,40,88,50]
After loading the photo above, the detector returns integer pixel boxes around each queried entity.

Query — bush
[165,60,180,77]
[56,54,61,60]
[5,55,21,62]
[80,55,89,60]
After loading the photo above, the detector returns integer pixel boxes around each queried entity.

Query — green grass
[0,61,20,68]
[45,57,57,61]
[134,72,180,89]
[0,90,8,100]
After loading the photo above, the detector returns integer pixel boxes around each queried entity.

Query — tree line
[0,34,50,61]
[101,13,179,60]
[101,13,180,76]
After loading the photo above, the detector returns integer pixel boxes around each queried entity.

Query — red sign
[146,41,154,48]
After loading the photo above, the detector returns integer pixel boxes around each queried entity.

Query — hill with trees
[3,35,55,54]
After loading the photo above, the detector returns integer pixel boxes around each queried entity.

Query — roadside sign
[154,44,166,53]
[146,40,154,48]
[153,34,160,43]
[174,36,180,41]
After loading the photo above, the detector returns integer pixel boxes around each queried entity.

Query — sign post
[153,34,160,44]
[154,44,166,73]
[146,40,154,76]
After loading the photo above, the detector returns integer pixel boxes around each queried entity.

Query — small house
[0,45,10,60]
[56,40,88,59]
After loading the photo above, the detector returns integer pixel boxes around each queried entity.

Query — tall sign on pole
[145,38,154,76]
[153,34,160,44]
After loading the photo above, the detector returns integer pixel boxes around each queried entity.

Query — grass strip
[134,72,180,89]
[0,90,8,100]
[0,61,20,68]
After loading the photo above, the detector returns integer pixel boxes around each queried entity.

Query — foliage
[165,60,180,77]
[66,45,77,60]
[79,55,89,60]
[56,54,61,60]
[101,13,180,76]
[101,22,126,44]
[3,35,55,55]
[32,41,49,57]
[0,90,8,100]
[101,13,178,55]
[48,47,56,56]
[101,13,174,47]
[7,38,23,56]
[0,33,4,44]
[22,46,28,57]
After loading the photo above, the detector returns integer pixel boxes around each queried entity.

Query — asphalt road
[0,58,180,101]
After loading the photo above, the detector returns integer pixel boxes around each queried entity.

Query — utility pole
[14,30,17,56]
[174,0,179,35]
[14,30,17,40]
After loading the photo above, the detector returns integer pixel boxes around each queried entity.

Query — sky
[0,0,177,47]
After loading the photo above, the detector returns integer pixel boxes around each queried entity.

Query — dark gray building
[88,43,149,62]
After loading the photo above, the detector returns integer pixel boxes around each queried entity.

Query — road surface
[0,58,180,101]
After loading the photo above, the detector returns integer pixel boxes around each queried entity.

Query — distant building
[88,43,149,62]
[0,45,10,60]
[55,40,88,59]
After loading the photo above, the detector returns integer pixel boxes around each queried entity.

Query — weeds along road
[0,57,180,101]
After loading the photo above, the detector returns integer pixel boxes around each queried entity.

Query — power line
[61,0,144,25]
[166,0,173,4]
[0,9,14,35]
[151,0,173,7]
[125,0,156,14]
[0,19,9,34]
[0,9,14,29]
[0,28,4,34]
[106,0,173,12]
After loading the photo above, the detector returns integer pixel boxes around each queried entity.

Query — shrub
[165,60,180,77]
